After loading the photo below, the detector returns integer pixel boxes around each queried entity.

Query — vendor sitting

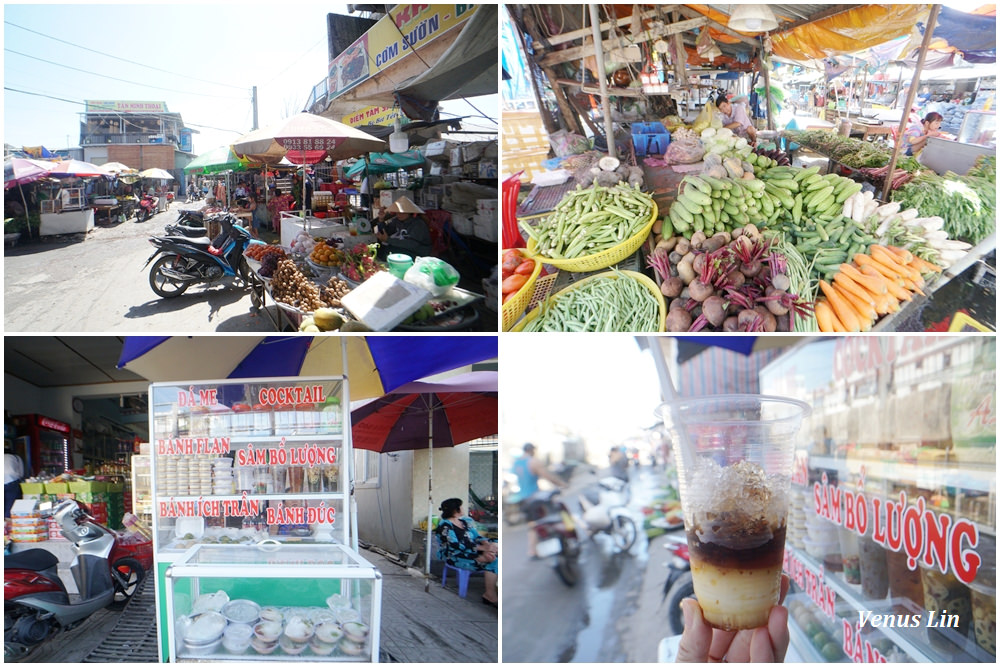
[903,112,945,156]
[375,196,432,259]
[715,94,757,143]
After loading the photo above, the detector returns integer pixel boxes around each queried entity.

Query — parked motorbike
[186,188,203,204]
[144,212,262,298]
[577,474,638,552]
[163,209,208,238]
[4,499,152,661]
[661,533,694,636]
[135,193,159,222]
[522,489,581,587]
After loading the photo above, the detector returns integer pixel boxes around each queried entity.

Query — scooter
[164,209,208,238]
[661,533,694,636]
[522,489,581,587]
[577,474,638,552]
[4,499,152,661]
[135,193,158,222]
[144,212,262,298]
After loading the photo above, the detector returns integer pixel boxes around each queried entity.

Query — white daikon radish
[875,201,901,218]
[898,208,919,221]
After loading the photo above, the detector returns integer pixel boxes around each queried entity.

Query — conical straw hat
[391,196,424,214]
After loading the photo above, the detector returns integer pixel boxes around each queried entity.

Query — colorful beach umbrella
[139,168,175,180]
[351,371,498,583]
[48,159,109,179]
[117,336,498,401]
[4,158,55,189]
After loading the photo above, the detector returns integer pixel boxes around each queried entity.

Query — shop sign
[85,100,168,113]
[813,471,982,584]
[831,336,942,381]
[327,4,478,99]
[841,619,889,663]
[38,416,71,433]
[342,105,405,128]
[782,549,838,621]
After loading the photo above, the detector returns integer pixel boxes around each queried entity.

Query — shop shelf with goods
[148,375,377,662]
[760,336,996,664]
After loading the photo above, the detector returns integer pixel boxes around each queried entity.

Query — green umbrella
[345,149,425,177]
[184,145,247,175]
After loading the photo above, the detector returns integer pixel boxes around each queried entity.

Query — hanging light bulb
[389,120,408,153]
[728,4,778,33]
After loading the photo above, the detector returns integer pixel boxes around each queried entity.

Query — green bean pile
[522,271,660,332]
[520,182,654,259]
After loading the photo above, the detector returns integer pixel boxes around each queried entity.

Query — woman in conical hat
[375,196,432,259]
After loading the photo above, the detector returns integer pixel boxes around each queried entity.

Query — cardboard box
[449,148,464,167]
[478,160,497,179]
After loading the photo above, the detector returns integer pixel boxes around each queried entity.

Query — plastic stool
[441,563,473,597]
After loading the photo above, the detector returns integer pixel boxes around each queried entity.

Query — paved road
[502,467,674,663]
[4,203,281,332]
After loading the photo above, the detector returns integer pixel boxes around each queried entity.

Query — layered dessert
[684,460,789,630]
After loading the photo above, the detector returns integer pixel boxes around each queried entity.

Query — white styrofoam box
[429,162,444,176]
[462,142,487,163]
[473,212,494,227]
[425,140,456,161]
[484,142,499,159]
[340,271,432,331]
[451,213,474,235]
[473,217,498,242]
[379,190,395,207]
[476,199,499,213]
[450,148,464,166]
[478,161,497,179]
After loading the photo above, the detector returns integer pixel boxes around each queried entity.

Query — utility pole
[252,86,259,130]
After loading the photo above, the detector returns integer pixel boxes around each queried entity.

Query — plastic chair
[435,536,483,598]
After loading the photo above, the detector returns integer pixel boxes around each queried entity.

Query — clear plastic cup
[658,394,809,630]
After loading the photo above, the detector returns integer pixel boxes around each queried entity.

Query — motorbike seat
[183,210,205,220]
[5,549,60,571]
[165,234,212,246]
[169,224,209,236]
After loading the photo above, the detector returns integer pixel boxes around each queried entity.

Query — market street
[502,466,671,663]
[5,203,286,332]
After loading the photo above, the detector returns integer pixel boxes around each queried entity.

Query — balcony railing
[81,133,180,148]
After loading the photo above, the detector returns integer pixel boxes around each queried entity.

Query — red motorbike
[522,489,581,587]
[135,193,159,222]
[4,499,152,661]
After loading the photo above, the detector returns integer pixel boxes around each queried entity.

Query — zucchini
[671,200,695,223]
[684,175,713,196]
[683,188,713,208]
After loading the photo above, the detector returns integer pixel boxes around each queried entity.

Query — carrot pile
[814,245,942,332]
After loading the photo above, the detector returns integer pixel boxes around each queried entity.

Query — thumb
[676,599,713,663]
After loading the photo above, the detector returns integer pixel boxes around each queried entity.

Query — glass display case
[148,377,368,662]
[165,543,381,662]
[761,337,996,663]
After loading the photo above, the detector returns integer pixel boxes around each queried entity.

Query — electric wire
[4,20,247,90]
[5,48,246,100]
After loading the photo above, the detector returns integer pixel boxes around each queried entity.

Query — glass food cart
[149,376,381,662]
[760,336,996,663]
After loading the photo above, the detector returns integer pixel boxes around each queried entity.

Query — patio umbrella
[116,335,497,401]
[231,112,385,207]
[4,158,55,239]
[48,159,109,179]
[99,162,136,176]
[4,157,56,189]
[351,371,499,586]
[183,146,247,175]
[139,167,174,180]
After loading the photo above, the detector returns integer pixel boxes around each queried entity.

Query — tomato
[501,248,524,274]
[502,273,529,294]
[502,291,514,304]
[514,259,536,275]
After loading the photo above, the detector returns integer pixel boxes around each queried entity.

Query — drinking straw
[646,336,694,459]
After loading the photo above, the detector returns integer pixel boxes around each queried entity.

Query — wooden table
[93,204,121,225]
[852,123,892,141]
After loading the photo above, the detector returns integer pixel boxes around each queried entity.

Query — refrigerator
[13,414,71,477]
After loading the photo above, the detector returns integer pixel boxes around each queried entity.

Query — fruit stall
[244,237,484,332]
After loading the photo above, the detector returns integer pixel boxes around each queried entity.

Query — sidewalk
[18,545,497,663]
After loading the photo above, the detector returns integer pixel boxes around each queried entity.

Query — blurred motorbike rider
[511,443,567,559]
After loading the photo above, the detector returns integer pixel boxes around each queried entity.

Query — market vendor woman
[903,112,944,156]
[715,94,757,144]
[375,196,432,259]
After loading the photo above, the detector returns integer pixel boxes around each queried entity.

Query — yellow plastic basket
[512,270,666,332]
[501,255,544,331]
[524,202,657,274]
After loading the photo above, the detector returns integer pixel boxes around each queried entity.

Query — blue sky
[3,2,497,155]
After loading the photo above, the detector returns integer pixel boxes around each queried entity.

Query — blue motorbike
[144,212,263,298]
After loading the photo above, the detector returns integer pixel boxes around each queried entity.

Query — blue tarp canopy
[924,7,996,63]
[344,150,425,178]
